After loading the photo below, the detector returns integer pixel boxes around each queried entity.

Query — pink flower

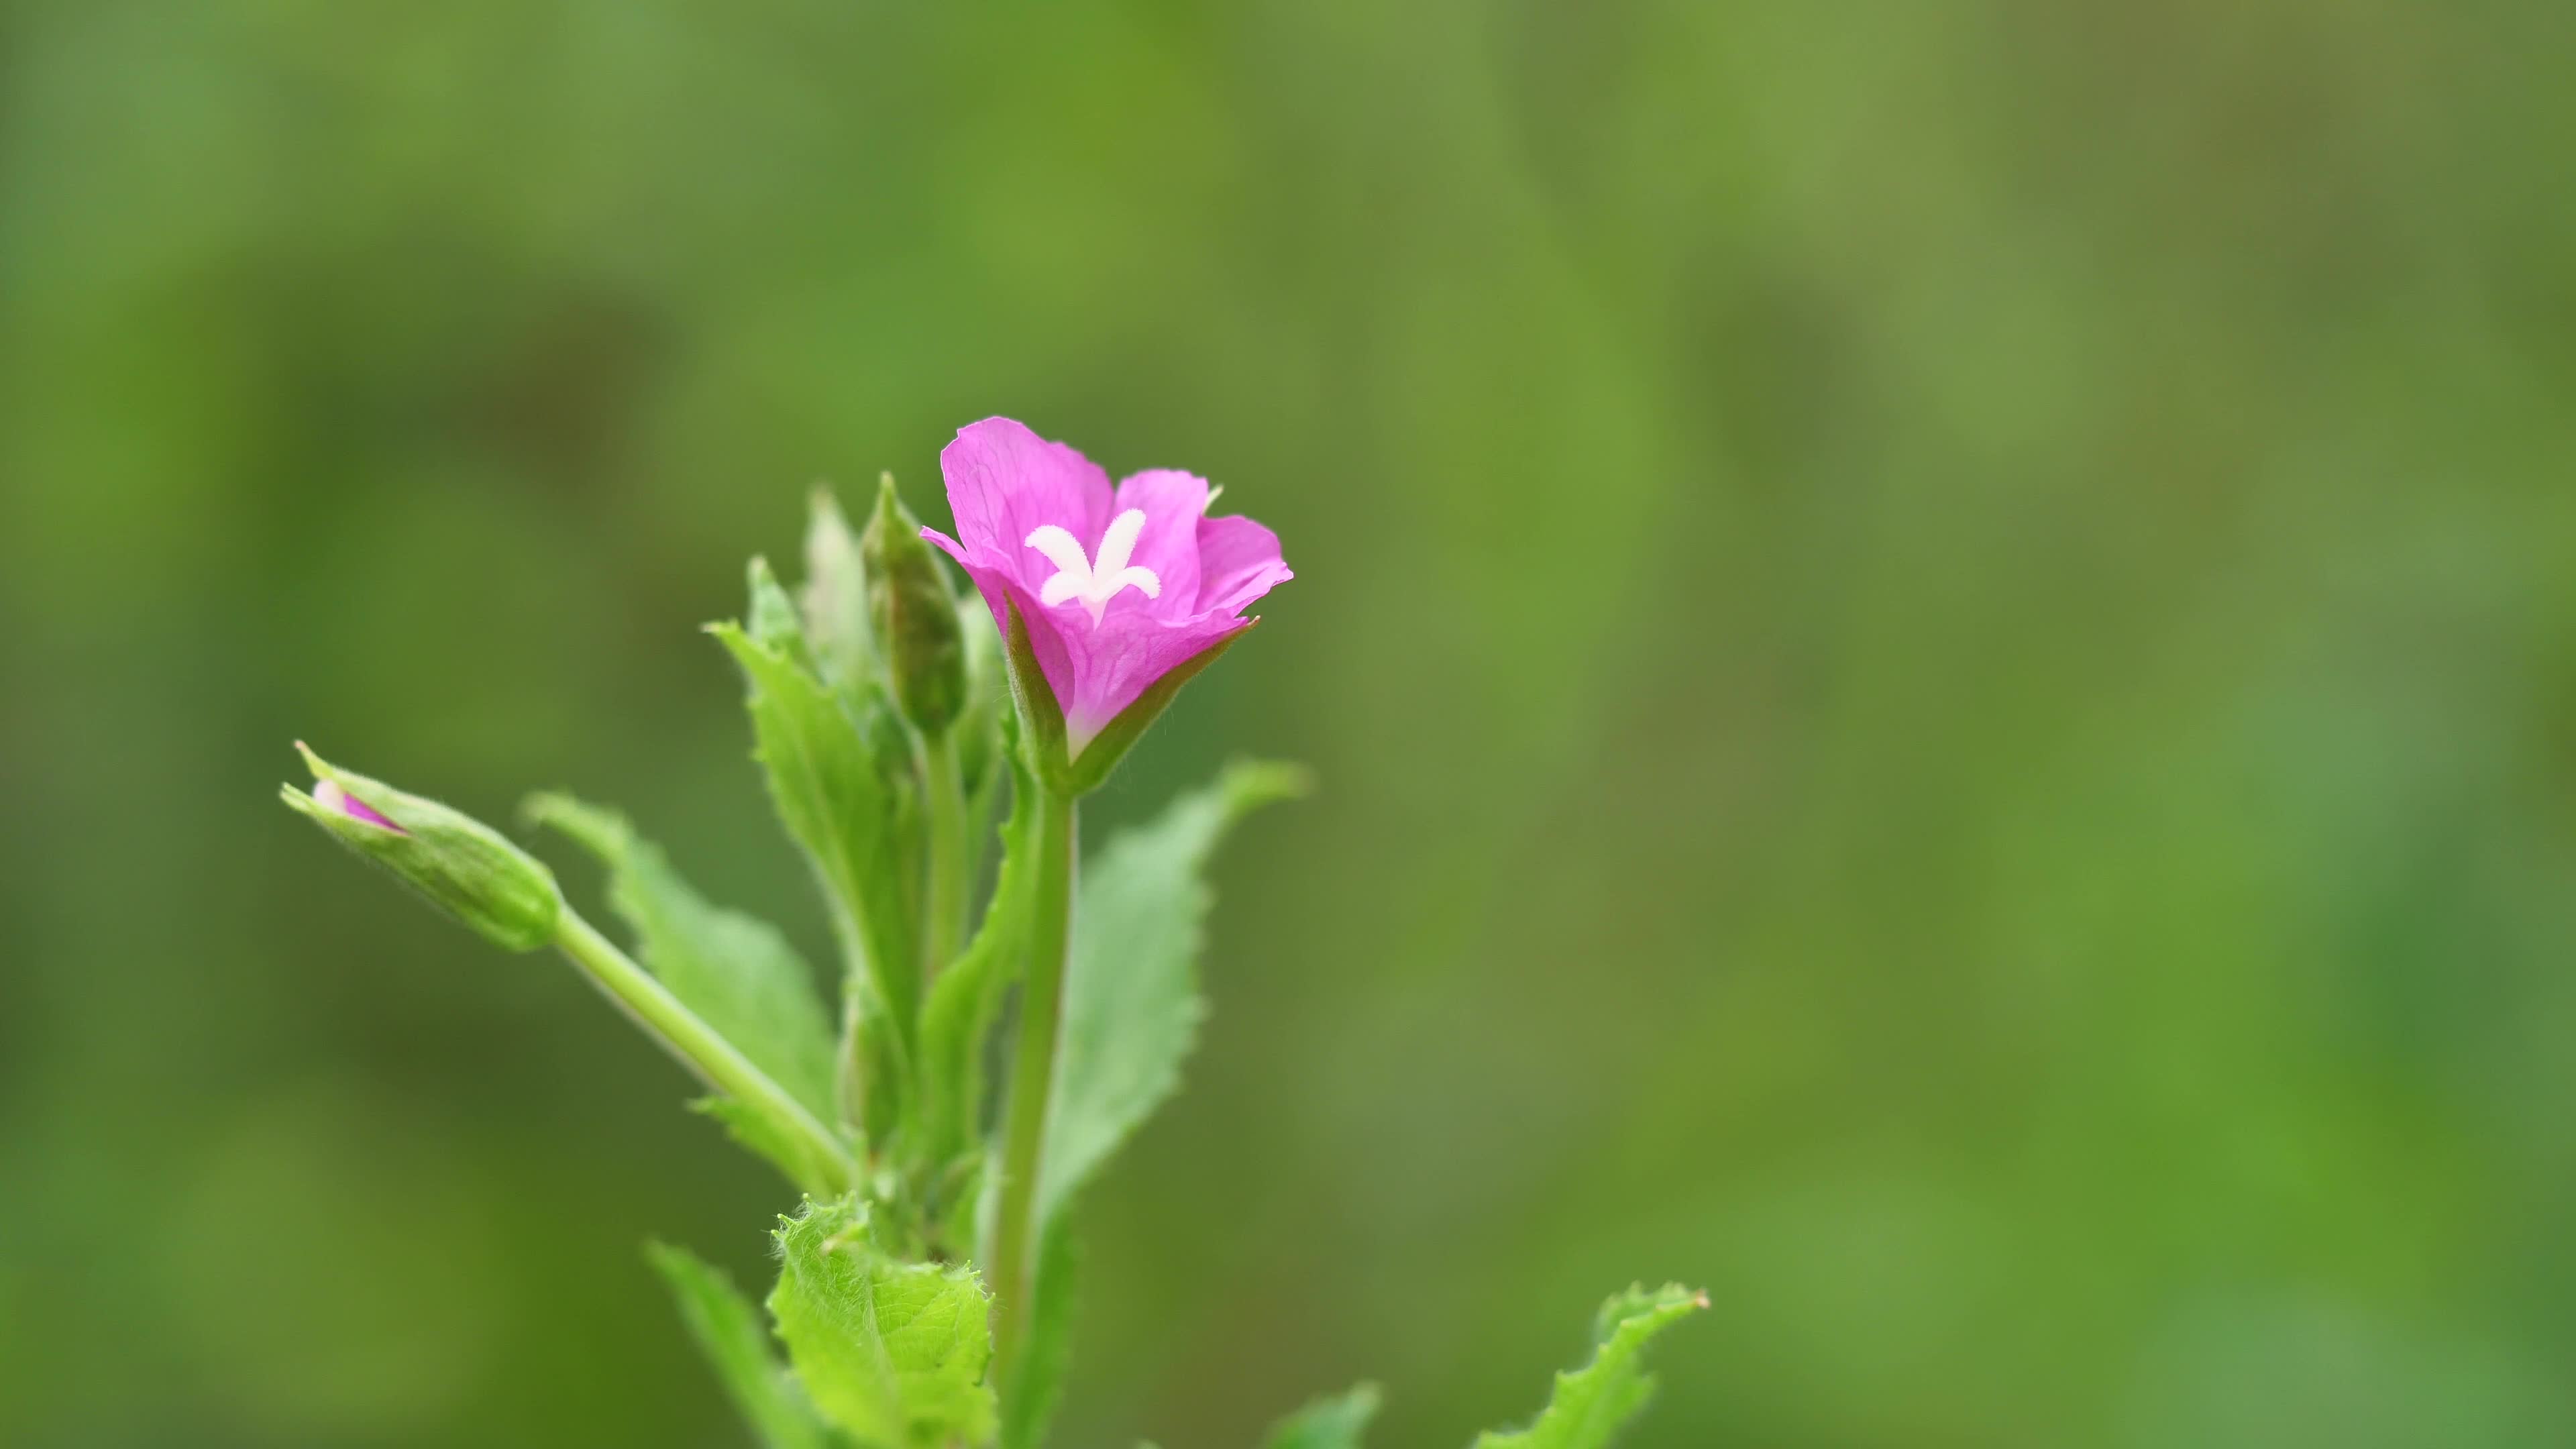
[925,417,1292,756]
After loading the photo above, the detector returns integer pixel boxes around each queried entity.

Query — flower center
[1025,508,1162,625]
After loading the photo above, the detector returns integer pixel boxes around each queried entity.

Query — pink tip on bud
[315,778,406,833]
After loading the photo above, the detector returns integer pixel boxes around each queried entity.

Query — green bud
[800,485,877,692]
[861,472,969,737]
[280,742,561,951]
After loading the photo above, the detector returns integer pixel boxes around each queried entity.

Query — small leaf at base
[769,1197,997,1449]
[711,619,924,1142]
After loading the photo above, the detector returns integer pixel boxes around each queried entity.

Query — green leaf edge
[1472,1285,1708,1449]
[1262,1381,1384,1449]
[645,1241,836,1449]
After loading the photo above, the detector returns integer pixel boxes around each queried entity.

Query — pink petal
[931,524,1251,752]
[938,418,1114,592]
[930,419,1291,759]
[1194,513,1294,614]
[1057,608,1253,751]
[1110,469,1210,621]
[926,530,1082,722]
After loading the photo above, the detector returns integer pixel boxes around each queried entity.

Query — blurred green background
[4,1,2574,1445]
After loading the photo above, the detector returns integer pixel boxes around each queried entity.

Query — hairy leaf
[749,557,818,667]
[1472,1285,1707,1449]
[1036,759,1309,1228]
[1261,1383,1381,1449]
[769,1197,996,1449]
[646,1242,835,1449]
[711,612,922,1141]
[527,794,836,1122]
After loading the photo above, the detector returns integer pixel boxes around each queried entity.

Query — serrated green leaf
[750,557,818,666]
[647,1242,837,1449]
[711,618,923,1142]
[985,761,1303,1449]
[1036,759,1310,1228]
[526,794,837,1123]
[1471,1285,1707,1449]
[1262,1383,1381,1449]
[769,1197,997,1449]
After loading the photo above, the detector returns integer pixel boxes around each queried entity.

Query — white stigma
[1026,508,1161,625]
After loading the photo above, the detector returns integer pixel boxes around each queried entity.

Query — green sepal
[645,1242,837,1449]
[1036,759,1311,1229]
[996,601,1069,785]
[281,743,561,951]
[863,473,970,738]
[1471,1285,1707,1449]
[1261,1383,1383,1449]
[525,794,838,1125]
[768,1197,998,1449]
[996,601,1254,797]
[800,486,879,696]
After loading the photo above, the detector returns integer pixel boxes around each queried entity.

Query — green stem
[920,728,970,980]
[835,973,867,1139]
[555,907,857,1195]
[987,784,1077,1407]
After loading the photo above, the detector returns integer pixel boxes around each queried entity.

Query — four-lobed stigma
[1025,508,1162,625]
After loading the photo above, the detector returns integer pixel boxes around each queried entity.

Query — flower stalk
[985,780,1077,1405]
[553,906,857,1195]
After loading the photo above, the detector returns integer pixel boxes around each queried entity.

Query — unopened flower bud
[281,742,561,951]
[800,485,877,692]
[861,472,969,737]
